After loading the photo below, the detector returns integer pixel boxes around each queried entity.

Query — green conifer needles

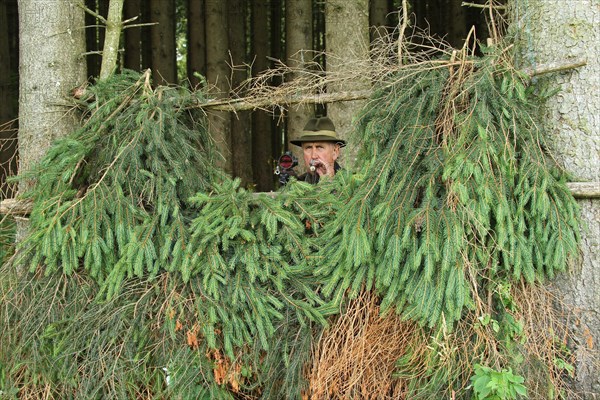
[316,53,581,328]
[12,71,331,383]
[5,49,583,397]
[17,71,221,285]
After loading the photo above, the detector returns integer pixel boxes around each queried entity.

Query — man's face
[302,141,340,177]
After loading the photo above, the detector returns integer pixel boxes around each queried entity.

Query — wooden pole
[196,59,586,112]
[2,182,599,216]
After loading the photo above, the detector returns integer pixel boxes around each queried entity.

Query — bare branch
[461,2,507,10]
[524,59,587,77]
[567,182,600,199]
[0,198,33,216]
[201,89,373,112]
[122,22,158,30]
[75,1,108,24]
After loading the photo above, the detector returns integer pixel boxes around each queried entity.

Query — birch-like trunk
[99,0,124,80]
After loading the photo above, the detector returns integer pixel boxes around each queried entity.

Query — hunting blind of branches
[0,5,593,400]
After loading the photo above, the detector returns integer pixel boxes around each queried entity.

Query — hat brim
[290,136,347,147]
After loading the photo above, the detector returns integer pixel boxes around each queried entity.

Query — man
[290,116,346,184]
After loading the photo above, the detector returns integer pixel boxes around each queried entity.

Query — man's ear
[332,144,340,160]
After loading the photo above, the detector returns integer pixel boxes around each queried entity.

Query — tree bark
[206,0,232,173]
[229,0,253,186]
[446,0,467,48]
[85,0,100,78]
[325,0,369,167]
[187,0,206,88]
[251,0,273,191]
[411,0,427,32]
[518,0,600,395]
[0,0,17,199]
[149,0,176,85]
[0,0,13,126]
[123,0,141,71]
[270,1,283,159]
[285,0,313,165]
[313,0,326,80]
[427,0,444,40]
[99,0,124,80]
[140,0,152,70]
[98,0,108,50]
[369,0,389,42]
[17,0,86,237]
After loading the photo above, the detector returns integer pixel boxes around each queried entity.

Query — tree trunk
[285,0,313,165]
[17,0,86,237]
[206,0,232,173]
[313,0,326,115]
[228,0,252,187]
[446,0,467,48]
[270,1,283,158]
[427,0,444,40]
[140,0,152,70]
[0,0,17,199]
[0,0,13,126]
[519,0,600,396]
[411,0,427,32]
[123,0,141,71]
[325,0,369,167]
[251,0,273,191]
[369,0,389,42]
[149,0,176,85]
[85,0,100,78]
[99,0,124,80]
[98,0,108,49]
[187,0,206,88]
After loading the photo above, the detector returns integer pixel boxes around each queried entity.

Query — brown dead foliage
[308,290,425,400]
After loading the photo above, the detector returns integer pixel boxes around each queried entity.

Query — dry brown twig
[308,290,423,399]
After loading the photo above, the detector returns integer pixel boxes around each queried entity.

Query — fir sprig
[2,45,582,399]
[314,50,580,328]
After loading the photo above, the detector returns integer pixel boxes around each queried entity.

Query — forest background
[0,0,491,192]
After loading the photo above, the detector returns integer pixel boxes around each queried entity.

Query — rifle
[274,151,298,186]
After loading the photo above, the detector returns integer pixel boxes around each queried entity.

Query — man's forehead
[302,141,338,148]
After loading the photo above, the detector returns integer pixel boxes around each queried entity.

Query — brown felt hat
[290,117,346,147]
